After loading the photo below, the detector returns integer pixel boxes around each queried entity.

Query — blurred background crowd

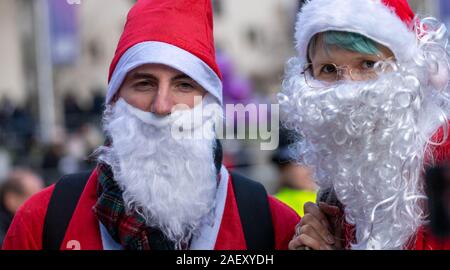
[1,0,449,245]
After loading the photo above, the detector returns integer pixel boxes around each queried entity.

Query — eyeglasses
[301,62,379,88]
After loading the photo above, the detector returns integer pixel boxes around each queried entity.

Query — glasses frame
[301,62,381,88]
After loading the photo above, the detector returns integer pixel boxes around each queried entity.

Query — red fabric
[381,0,415,25]
[427,122,450,165]
[60,169,102,250]
[1,169,101,250]
[214,178,247,250]
[342,222,450,250]
[108,0,222,82]
[268,195,301,250]
[1,185,54,250]
[414,226,450,250]
[2,171,299,250]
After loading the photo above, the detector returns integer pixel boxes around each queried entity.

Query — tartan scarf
[92,140,223,250]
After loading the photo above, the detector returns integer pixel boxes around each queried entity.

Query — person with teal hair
[282,0,450,251]
[309,31,381,58]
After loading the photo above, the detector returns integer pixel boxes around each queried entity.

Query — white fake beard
[279,57,450,250]
[95,96,222,248]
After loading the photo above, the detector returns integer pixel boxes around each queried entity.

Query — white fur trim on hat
[295,0,419,65]
[106,41,223,105]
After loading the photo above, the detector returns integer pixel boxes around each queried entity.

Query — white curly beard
[278,56,450,249]
[94,97,221,249]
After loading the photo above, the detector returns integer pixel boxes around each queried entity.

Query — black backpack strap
[230,172,275,250]
[42,171,91,250]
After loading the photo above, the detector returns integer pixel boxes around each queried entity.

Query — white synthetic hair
[280,16,450,249]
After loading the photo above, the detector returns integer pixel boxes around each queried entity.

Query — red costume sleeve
[268,195,301,250]
[414,226,450,250]
[2,185,55,250]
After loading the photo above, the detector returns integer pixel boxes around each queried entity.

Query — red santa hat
[295,0,418,65]
[106,0,223,104]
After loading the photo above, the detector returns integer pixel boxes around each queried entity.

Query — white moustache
[114,95,222,131]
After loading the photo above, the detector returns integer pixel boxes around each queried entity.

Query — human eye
[320,64,337,74]
[361,60,376,70]
[133,80,156,91]
[316,64,338,81]
[176,81,196,92]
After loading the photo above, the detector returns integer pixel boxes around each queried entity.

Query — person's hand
[288,202,343,250]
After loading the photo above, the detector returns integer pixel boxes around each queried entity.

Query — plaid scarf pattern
[92,163,177,250]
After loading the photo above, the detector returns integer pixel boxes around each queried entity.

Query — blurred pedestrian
[0,168,43,245]
[272,128,317,217]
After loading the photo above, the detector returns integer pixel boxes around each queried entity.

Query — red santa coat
[2,169,299,250]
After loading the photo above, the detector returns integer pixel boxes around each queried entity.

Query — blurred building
[213,0,299,95]
[54,0,133,107]
[408,0,450,24]
[409,0,439,16]
[0,1,26,106]
[0,0,133,140]
[439,1,450,26]
[1,0,448,132]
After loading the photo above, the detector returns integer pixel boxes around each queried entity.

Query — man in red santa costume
[2,0,299,250]
[280,0,450,250]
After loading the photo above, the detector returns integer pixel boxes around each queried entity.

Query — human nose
[337,66,353,81]
[151,84,173,116]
